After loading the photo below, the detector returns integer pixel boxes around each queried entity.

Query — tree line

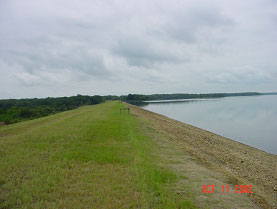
[0,95,106,124]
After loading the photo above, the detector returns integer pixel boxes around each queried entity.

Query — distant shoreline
[143,94,267,103]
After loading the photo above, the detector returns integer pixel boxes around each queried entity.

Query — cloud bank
[0,0,276,98]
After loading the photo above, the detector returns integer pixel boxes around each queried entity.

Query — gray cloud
[163,7,235,43]
[203,66,277,84]
[0,0,276,98]
[112,37,188,68]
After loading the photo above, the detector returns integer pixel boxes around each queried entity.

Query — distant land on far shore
[261,92,277,95]
[125,92,263,102]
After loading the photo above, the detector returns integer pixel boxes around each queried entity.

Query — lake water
[142,95,277,155]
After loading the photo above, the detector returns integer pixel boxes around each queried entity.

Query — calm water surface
[142,95,277,154]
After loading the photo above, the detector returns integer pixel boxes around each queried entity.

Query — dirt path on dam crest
[127,103,277,209]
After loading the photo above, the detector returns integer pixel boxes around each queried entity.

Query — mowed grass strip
[0,101,197,209]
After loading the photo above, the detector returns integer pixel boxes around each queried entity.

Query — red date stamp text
[202,185,253,194]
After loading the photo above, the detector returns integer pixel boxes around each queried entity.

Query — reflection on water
[142,95,277,155]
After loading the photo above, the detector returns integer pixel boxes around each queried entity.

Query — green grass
[0,101,197,209]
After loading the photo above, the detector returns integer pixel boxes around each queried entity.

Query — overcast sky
[0,0,276,99]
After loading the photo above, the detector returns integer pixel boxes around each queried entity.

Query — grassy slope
[0,101,197,209]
